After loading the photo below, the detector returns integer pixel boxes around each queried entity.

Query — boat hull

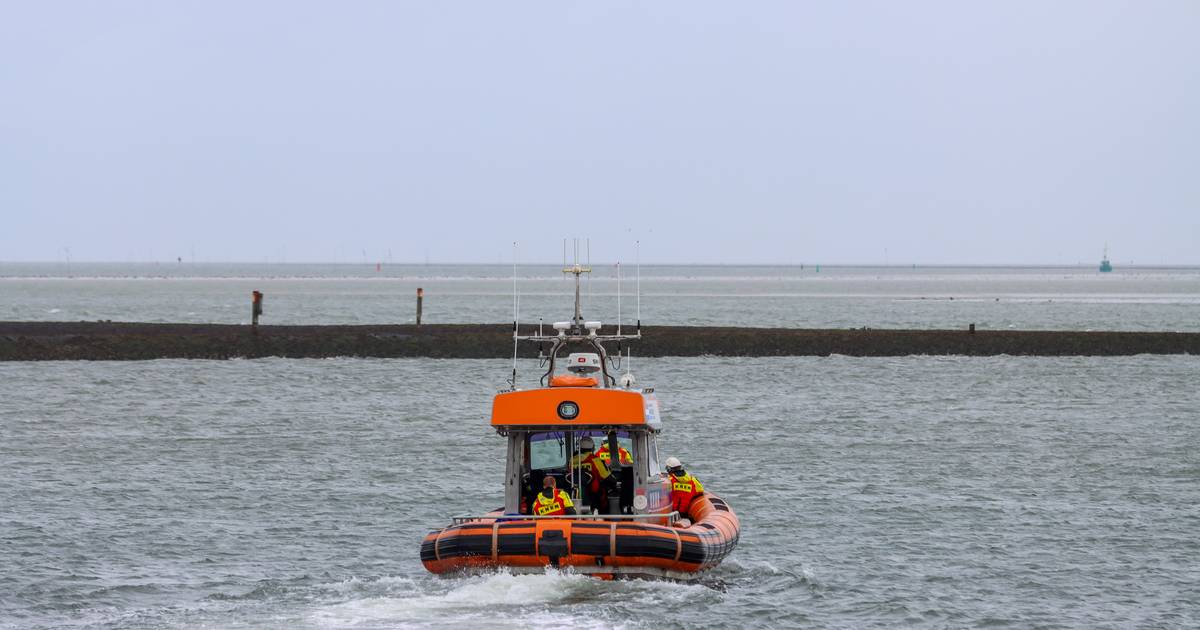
[420,494,740,579]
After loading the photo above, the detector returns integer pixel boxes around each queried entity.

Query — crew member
[585,436,633,492]
[582,435,634,512]
[532,475,577,516]
[571,435,596,471]
[665,456,704,518]
[570,435,597,507]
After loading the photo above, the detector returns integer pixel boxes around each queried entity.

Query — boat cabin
[487,259,676,519]
[491,352,672,517]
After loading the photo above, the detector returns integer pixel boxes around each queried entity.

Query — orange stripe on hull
[420,494,740,578]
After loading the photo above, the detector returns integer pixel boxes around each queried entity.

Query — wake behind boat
[421,259,740,580]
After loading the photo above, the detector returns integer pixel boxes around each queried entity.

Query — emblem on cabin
[557,401,579,420]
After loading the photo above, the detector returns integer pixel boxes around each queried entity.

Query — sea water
[2,263,1199,331]
[3,355,1198,628]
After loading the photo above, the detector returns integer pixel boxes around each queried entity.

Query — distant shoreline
[2,322,1196,361]
[4,261,1200,269]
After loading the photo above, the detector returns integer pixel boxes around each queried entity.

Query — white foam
[316,574,421,596]
[436,571,591,605]
[308,572,628,629]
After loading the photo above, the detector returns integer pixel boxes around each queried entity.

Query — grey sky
[2,1,1197,265]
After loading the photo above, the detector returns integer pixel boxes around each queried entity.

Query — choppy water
[2,263,1199,331]
[3,355,1198,628]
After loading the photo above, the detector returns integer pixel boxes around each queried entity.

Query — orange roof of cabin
[491,388,648,427]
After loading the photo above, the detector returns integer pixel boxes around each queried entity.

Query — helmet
[665,456,683,473]
[578,436,595,451]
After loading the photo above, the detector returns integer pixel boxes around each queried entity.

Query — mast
[511,241,640,389]
[564,261,591,331]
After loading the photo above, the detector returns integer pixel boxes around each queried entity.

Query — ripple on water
[2,355,1199,628]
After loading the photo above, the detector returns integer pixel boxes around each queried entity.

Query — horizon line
[2,260,1197,269]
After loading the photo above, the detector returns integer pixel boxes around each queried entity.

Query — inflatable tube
[420,493,740,579]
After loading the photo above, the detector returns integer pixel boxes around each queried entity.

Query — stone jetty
[1,321,1196,361]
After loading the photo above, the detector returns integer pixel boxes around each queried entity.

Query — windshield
[529,430,635,470]
[575,430,633,457]
[529,432,567,470]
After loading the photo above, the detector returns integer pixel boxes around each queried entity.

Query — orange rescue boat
[420,261,740,580]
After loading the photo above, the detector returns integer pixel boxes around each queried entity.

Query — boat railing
[451,511,681,525]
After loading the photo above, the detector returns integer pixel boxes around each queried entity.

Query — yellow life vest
[596,445,633,465]
[590,445,634,480]
[671,472,703,494]
[533,489,575,516]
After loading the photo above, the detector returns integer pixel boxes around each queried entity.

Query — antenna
[586,238,591,318]
[563,238,591,331]
[616,261,622,336]
[636,240,641,335]
[511,241,519,389]
[513,241,519,325]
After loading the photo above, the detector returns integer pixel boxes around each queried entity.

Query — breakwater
[1,321,1197,361]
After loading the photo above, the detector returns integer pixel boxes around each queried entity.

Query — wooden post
[969,323,975,334]
[416,287,423,326]
[252,290,263,330]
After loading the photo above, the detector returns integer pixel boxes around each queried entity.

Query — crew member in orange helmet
[665,456,705,519]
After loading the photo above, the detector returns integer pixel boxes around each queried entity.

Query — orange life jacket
[596,444,633,465]
[585,444,634,491]
[669,472,704,517]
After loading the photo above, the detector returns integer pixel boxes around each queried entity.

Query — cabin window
[528,431,568,470]
[571,430,634,457]
[647,434,662,475]
[525,430,635,471]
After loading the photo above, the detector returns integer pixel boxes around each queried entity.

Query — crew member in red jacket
[665,456,705,518]
[582,436,634,511]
